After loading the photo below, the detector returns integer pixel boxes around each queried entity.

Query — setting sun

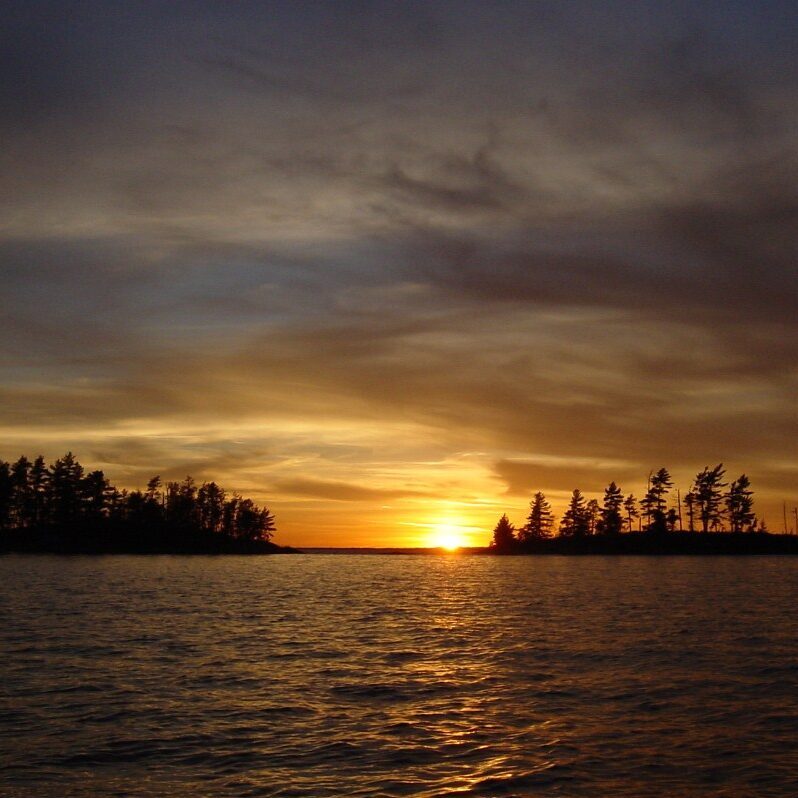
[430,522,465,551]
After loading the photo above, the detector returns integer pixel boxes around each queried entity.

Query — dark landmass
[487,531,798,556]
[0,452,296,555]
[0,524,300,555]
[301,547,485,555]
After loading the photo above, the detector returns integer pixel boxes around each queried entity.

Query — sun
[430,522,465,551]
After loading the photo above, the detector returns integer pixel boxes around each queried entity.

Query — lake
[2,555,797,797]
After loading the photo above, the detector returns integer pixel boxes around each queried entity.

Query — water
[2,555,797,797]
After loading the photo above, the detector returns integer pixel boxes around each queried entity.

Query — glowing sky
[2,1,796,546]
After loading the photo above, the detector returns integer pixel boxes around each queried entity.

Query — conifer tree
[684,490,697,532]
[491,514,516,550]
[10,456,32,528]
[641,468,672,533]
[599,481,624,535]
[726,474,754,533]
[623,493,639,533]
[29,456,49,526]
[693,464,727,532]
[0,462,12,530]
[560,489,588,537]
[519,491,554,541]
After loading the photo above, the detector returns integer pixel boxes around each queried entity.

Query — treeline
[0,452,279,553]
[491,464,769,552]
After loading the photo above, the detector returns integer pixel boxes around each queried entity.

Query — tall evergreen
[560,489,588,537]
[491,514,516,551]
[10,456,32,528]
[519,491,554,541]
[693,464,727,533]
[29,456,49,527]
[599,482,624,536]
[641,468,672,533]
[623,493,639,533]
[0,462,12,530]
[726,474,755,533]
[49,452,84,526]
[684,490,697,532]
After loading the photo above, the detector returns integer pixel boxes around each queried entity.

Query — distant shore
[0,527,300,555]
[306,534,798,555]
[486,531,798,556]
[5,532,798,556]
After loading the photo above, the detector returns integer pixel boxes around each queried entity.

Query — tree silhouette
[0,462,12,529]
[0,452,278,551]
[49,452,84,526]
[560,489,588,537]
[491,514,516,551]
[29,456,49,527]
[726,474,754,533]
[519,491,554,541]
[684,490,697,532]
[10,457,32,528]
[599,482,624,535]
[693,464,727,533]
[586,498,600,535]
[641,468,672,534]
[623,493,639,533]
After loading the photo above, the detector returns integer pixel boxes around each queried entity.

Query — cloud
[272,478,428,502]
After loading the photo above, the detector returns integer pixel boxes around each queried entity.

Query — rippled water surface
[2,555,797,797]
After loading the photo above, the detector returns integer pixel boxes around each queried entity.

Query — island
[0,452,297,555]
[486,465,798,555]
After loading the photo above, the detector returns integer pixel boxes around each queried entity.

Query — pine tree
[29,456,49,526]
[599,481,624,535]
[726,474,754,533]
[693,464,727,532]
[623,493,639,533]
[10,456,32,527]
[49,453,84,525]
[684,490,697,532]
[491,514,516,551]
[641,468,672,533]
[0,462,12,530]
[519,491,554,542]
[560,489,588,537]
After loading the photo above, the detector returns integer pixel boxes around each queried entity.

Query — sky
[1,1,796,546]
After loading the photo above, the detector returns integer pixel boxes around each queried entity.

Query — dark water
[2,555,797,797]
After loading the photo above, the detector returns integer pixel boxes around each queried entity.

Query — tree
[684,490,697,533]
[81,470,109,521]
[519,492,554,541]
[599,482,624,536]
[198,481,225,533]
[166,477,199,528]
[49,452,85,525]
[10,456,32,527]
[586,498,600,535]
[560,489,588,537]
[726,474,754,533]
[693,464,727,533]
[491,514,516,551]
[666,508,679,533]
[623,493,639,533]
[641,468,672,534]
[0,462,12,530]
[29,456,49,526]
[235,498,276,542]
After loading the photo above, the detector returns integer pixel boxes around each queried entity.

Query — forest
[0,452,286,554]
[490,465,798,555]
